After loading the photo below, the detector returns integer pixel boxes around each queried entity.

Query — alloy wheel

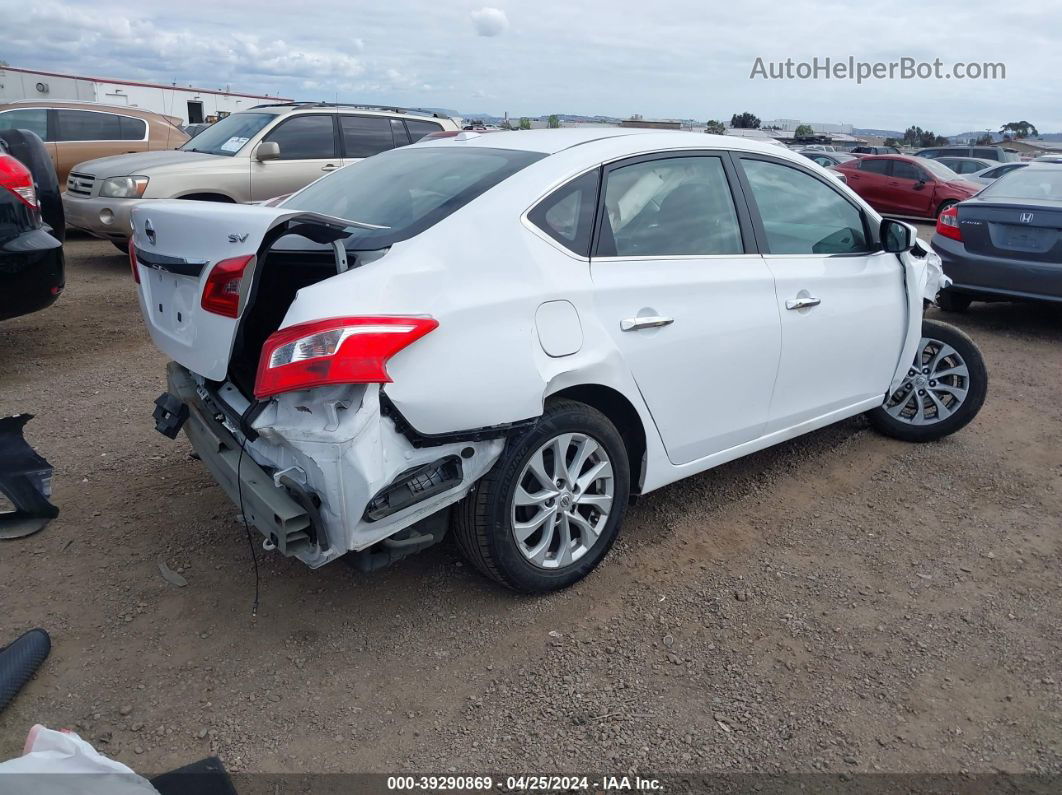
[510,432,614,569]
[884,336,971,425]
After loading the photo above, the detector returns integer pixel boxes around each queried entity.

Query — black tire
[936,289,972,313]
[112,239,130,254]
[936,199,958,219]
[868,318,987,443]
[454,399,630,593]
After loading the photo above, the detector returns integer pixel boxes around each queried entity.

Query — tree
[705,119,726,135]
[518,117,531,130]
[901,125,948,148]
[730,112,761,129]
[883,137,900,148]
[975,133,994,146]
[1000,121,1038,139]
[794,123,814,138]
[547,114,560,129]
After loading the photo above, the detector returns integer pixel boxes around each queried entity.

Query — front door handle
[620,315,674,332]
[321,164,339,172]
[785,296,821,310]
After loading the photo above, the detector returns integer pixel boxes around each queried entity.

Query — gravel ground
[1,232,1059,779]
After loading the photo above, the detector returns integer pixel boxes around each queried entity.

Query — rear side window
[264,115,336,160]
[0,109,48,139]
[339,115,394,158]
[972,148,997,159]
[119,116,147,140]
[528,169,599,256]
[55,109,123,141]
[598,155,743,257]
[741,158,870,255]
[860,159,889,174]
[405,119,444,143]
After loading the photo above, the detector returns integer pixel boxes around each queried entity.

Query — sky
[2,0,1060,134]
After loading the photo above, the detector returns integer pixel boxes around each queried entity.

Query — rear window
[281,146,545,250]
[979,168,1062,201]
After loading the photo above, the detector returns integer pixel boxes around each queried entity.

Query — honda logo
[144,218,157,245]
[1019,212,1035,224]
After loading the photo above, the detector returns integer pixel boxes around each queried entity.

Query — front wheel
[868,319,987,442]
[454,399,630,592]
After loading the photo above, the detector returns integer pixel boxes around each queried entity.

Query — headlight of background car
[99,176,149,198]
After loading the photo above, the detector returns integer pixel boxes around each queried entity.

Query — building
[0,65,291,125]
[989,139,1062,158]
[763,119,855,134]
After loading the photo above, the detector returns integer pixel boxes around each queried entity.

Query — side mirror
[881,218,916,253]
[255,141,280,162]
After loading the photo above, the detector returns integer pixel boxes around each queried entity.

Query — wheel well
[936,199,957,217]
[178,193,236,203]
[547,384,647,493]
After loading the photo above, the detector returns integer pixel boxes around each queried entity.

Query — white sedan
[130,129,987,592]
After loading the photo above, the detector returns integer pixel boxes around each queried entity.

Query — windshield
[979,168,1062,201]
[281,146,545,249]
[920,158,959,180]
[179,113,275,156]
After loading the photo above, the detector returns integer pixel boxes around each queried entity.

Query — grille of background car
[66,172,95,196]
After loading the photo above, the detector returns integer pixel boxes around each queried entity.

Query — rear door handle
[785,296,821,310]
[620,315,674,331]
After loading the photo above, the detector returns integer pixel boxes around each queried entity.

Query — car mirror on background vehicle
[255,142,280,162]
[881,218,916,253]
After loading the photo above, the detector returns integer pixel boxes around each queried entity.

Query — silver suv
[62,103,459,249]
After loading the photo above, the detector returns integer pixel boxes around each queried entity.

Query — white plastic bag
[0,724,159,795]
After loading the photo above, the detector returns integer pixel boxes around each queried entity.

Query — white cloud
[470,7,508,37]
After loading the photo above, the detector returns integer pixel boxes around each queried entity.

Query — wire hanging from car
[236,431,260,618]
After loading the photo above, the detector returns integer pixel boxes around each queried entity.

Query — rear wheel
[936,199,958,218]
[454,399,630,592]
[936,289,972,313]
[868,319,987,442]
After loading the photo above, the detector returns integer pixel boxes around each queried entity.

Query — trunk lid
[131,201,352,381]
[958,198,1062,263]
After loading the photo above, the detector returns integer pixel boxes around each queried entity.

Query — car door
[735,155,906,432]
[846,157,889,211]
[887,159,935,217]
[589,152,781,465]
[250,114,340,202]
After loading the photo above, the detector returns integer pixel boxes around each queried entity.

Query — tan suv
[62,102,459,250]
[0,100,187,184]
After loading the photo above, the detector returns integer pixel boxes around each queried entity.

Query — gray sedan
[966,162,1028,187]
[797,150,860,167]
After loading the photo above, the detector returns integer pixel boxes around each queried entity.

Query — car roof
[939,156,991,162]
[412,128,792,157]
[1,99,175,119]
[245,102,455,122]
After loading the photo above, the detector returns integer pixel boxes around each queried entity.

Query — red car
[832,155,981,220]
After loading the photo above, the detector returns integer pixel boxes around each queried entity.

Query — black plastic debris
[0,414,59,540]
[0,628,51,713]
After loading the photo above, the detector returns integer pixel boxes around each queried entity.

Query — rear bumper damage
[165,363,504,568]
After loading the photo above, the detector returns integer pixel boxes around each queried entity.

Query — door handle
[620,315,674,332]
[785,296,821,310]
[321,164,339,172]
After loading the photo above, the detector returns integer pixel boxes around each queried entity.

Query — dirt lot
[1,232,1060,779]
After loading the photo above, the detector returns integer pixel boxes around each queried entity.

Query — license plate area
[993,223,1056,253]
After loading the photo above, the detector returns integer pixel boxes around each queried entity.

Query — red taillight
[128,240,140,283]
[254,316,438,398]
[201,255,255,318]
[0,153,38,209]
[936,205,962,242]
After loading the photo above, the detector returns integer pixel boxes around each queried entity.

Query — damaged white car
[131,129,986,592]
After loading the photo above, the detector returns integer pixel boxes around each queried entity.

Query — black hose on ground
[0,628,51,713]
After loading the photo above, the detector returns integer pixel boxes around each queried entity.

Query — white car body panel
[131,129,941,568]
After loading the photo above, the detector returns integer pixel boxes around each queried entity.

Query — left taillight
[0,153,38,210]
[201,255,255,318]
[254,316,439,398]
[128,240,140,283]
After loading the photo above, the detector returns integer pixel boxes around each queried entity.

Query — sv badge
[227,233,249,243]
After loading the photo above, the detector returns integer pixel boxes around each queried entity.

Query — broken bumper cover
[165,362,504,568]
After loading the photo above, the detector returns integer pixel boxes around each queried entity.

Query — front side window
[598,156,743,257]
[264,115,336,160]
[528,169,599,256]
[741,158,870,255]
[0,108,48,139]
[55,110,122,141]
[338,115,393,159]
[891,160,927,182]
